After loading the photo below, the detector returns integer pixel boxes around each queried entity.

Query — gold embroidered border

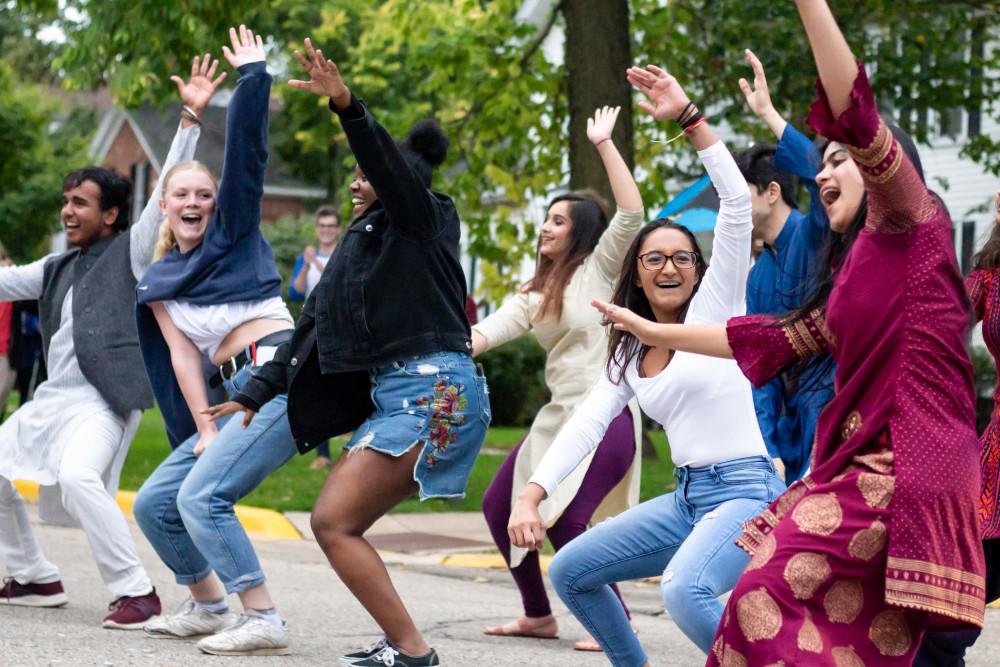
[887,556,986,589]
[849,121,894,166]
[860,148,904,185]
[811,308,837,347]
[783,320,823,359]
[887,579,985,611]
[886,585,984,627]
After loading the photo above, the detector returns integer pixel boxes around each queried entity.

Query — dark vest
[40,234,154,415]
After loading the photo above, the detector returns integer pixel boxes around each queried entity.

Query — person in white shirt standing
[288,205,340,468]
[507,65,785,666]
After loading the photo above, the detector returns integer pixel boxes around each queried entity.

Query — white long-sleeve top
[0,122,199,524]
[530,140,767,497]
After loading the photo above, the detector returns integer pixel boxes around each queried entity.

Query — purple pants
[482,407,636,618]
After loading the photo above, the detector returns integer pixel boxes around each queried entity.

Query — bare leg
[310,446,428,656]
[189,576,225,603]
[238,583,275,612]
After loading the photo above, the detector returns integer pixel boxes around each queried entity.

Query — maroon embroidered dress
[706,65,985,667]
[967,269,1000,538]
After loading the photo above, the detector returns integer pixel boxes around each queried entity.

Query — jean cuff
[175,567,215,587]
[222,570,267,594]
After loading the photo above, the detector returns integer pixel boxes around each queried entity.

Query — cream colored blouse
[473,207,644,567]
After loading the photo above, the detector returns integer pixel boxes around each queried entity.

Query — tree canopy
[11,0,1000,295]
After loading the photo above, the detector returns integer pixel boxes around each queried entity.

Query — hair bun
[405,119,449,168]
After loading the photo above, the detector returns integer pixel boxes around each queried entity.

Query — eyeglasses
[638,250,698,271]
[315,223,340,230]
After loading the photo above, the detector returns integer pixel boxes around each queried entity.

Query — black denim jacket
[234,97,471,450]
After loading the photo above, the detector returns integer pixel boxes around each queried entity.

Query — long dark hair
[779,123,930,386]
[526,189,609,322]
[605,219,708,384]
[972,223,1000,271]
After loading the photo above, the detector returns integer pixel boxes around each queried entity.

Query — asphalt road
[4,510,998,666]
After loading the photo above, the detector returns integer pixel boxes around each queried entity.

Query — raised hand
[288,37,351,108]
[222,24,266,70]
[626,64,691,122]
[587,105,621,146]
[170,54,227,115]
[738,49,775,119]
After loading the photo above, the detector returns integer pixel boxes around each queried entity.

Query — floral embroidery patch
[415,379,467,467]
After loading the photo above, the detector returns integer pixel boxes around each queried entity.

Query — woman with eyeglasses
[507,65,784,665]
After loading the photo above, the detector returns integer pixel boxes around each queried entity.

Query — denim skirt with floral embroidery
[344,351,492,499]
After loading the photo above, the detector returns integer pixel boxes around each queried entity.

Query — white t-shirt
[163,296,294,359]
[304,252,330,298]
[530,140,767,497]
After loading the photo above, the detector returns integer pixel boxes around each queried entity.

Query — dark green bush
[478,335,550,427]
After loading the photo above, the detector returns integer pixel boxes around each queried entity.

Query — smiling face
[61,180,118,248]
[816,142,865,233]
[635,227,701,322]
[349,165,377,219]
[161,167,217,252]
[539,200,574,260]
[315,214,340,246]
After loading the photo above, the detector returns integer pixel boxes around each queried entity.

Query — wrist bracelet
[595,137,613,147]
[684,116,708,136]
[681,110,704,131]
[676,101,695,125]
[181,105,202,125]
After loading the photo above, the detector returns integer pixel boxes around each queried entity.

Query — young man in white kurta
[0,121,200,612]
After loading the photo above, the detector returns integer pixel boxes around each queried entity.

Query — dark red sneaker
[0,576,68,607]
[102,588,162,630]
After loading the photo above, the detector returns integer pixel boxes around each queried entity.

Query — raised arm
[739,49,788,140]
[130,55,225,278]
[628,65,752,322]
[214,26,271,244]
[509,370,633,549]
[150,302,218,454]
[289,38,441,240]
[586,105,646,281]
[797,0,934,229]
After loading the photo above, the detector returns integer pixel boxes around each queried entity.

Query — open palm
[288,37,351,107]
[170,54,227,113]
[587,105,621,146]
[222,24,266,69]
[738,49,775,119]
[626,64,691,122]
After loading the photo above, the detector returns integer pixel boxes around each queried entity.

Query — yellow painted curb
[13,479,301,542]
[441,552,553,573]
[989,598,1000,609]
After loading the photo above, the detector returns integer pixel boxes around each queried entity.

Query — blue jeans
[548,455,785,666]
[134,364,298,594]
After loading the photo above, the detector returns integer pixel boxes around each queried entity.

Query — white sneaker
[196,613,291,656]
[144,597,235,639]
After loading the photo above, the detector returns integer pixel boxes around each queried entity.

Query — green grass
[120,410,677,514]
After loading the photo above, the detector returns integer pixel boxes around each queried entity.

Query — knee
[659,568,695,614]
[176,479,211,527]
[547,548,579,597]
[309,507,356,550]
[132,484,158,530]
[57,465,102,497]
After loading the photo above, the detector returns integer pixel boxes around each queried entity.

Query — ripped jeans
[547,456,784,666]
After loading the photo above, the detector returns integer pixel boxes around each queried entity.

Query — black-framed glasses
[638,250,698,271]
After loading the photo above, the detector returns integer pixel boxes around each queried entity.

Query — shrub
[478,335,550,427]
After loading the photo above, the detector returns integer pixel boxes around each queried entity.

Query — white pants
[0,414,152,599]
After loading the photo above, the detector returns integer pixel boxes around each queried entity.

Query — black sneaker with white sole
[340,635,388,664]
[352,643,440,666]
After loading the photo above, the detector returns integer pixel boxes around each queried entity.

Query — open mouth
[180,212,203,227]
[540,235,554,244]
[656,280,681,289]
[351,197,366,206]
[820,186,841,207]
[63,220,80,231]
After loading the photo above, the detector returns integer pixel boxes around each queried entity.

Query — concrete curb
[441,552,553,573]
[13,479,302,542]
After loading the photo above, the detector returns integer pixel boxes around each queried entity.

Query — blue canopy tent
[654,174,720,232]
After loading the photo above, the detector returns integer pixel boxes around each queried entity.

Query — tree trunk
[562,0,633,206]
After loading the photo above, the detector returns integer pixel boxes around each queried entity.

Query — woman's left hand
[222,24,266,70]
[586,105,621,147]
[591,299,660,346]
[288,38,351,109]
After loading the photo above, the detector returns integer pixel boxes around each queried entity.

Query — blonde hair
[154,160,218,260]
